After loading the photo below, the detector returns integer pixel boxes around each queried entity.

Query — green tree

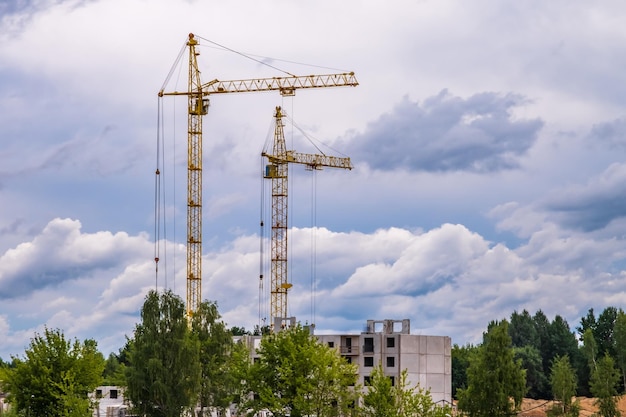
[457,320,526,417]
[125,290,200,417]
[509,309,539,349]
[362,363,452,417]
[613,310,626,391]
[578,308,597,341]
[534,310,553,385]
[549,315,579,361]
[240,324,359,417]
[0,327,104,417]
[550,355,578,416]
[590,354,621,417]
[229,326,250,336]
[452,343,475,399]
[597,307,619,358]
[514,345,548,400]
[192,300,236,416]
[102,352,126,386]
[582,328,598,372]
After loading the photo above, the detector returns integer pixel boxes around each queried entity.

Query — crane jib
[159,73,358,97]
[204,73,359,95]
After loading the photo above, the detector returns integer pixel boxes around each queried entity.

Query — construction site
[152,32,452,411]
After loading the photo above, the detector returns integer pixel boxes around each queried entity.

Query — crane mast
[158,33,357,320]
[262,106,352,329]
[185,35,207,318]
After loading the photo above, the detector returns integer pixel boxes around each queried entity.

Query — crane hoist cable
[309,167,318,327]
[154,97,162,290]
[154,96,172,292]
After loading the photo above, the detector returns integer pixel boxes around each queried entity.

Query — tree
[582,328,598,372]
[550,355,578,416]
[192,300,236,416]
[590,354,621,417]
[0,327,104,417]
[509,309,539,349]
[613,310,626,391]
[514,345,548,400]
[102,352,126,386]
[362,363,452,417]
[229,326,251,336]
[457,320,526,417]
[578,308,597,342]
[452,343,475,399]
[125,290,200,417]
[549,316,579,362]
[534,310,553,379]
[240,324,359,417]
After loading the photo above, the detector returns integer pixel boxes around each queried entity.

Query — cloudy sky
[2,0,626,359]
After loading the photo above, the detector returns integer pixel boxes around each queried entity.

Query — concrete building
[91,386,128,417]
[237,318,452,406]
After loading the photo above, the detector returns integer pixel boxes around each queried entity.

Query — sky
[2,0,626,360]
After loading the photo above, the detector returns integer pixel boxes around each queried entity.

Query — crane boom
[158,33,357,320]
[263,150,352,170]
[263,106,352,329]
[160,73,358,97]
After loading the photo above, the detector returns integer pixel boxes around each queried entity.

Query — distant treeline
[452,306,626,399]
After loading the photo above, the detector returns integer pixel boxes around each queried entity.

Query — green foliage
[596,308,619,359]
[546,400,580,417]
[590,354,621,417]
[0,405,20,417]
[457,320,526,417]
[452,343,475,399]
[515,345,548,399]
[102,353,126,386]
[230,326,250,336]
[550,355,578,416]
[192,300,236,415]
[240,324,360,417]
[613,310,626,390]
[125,290,201,417]
[509,309,539,349]
[582,328,599,373]
[362,364,452,417]
[0,327,104,417]
[578,308,619,359]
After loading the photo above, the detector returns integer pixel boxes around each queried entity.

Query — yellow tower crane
[158,33,358,319]
[262,106,352,330]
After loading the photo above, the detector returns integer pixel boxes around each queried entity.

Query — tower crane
[158,33,358,319]
[262,106,352,330]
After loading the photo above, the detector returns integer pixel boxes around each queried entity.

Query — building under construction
[236,319,452,406]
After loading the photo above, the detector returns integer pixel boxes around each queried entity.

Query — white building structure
[91,386,128,417]
[238,318,452,406]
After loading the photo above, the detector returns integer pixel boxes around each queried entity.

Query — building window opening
[386,356,395,367]
[364,356,374,367]
[386,337,395,348]
[364,337,374,353]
